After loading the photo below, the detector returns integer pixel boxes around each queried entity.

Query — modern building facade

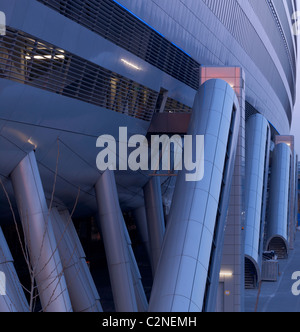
[0,0,298,312]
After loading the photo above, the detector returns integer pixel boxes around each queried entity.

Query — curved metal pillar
[10,151,72,312]
[244,114,270,281]
[59,209,103,310]
[0,227,29,312]
[266,143,291,258]
[132,206,151,261]
[51,207,103,312]
[95,169,138,312]
[293,154,298,246]
[143,177,165,276]
[148,79,240,312]
[288,149,297,250]
[122,221,148,312]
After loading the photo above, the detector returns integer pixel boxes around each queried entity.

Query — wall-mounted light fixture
[219,271,233,278]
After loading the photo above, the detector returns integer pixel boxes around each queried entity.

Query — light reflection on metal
[27,138,37,150]
[121,58,142,70]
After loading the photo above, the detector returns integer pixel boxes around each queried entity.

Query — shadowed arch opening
[267,236,288,259]
[245,256,259,289]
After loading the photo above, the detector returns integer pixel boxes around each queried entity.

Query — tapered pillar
[208,67,246,313]
[95,169,138,312]
[122,221,148,312]
[0,227,29,312]
[244,114,270,282]
[149,79,240,312]
[143,177,165,276]
[274,136,296,249]
[266,143,291,258]
[10,151,72,312]
[51,207,103,312]
[132,206,151,261]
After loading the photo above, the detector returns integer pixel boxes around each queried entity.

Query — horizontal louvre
[0,27,159,122]
[163,97,192,114]
[37,0,200,90]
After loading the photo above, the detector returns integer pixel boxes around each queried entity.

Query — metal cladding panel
[0,261,29,312]
[244,114,270,267]
[148,79,240,312]
[116,0,295,133]
[0,0,296,132]
[10,151,73,312]
[0,227,13,264]
[51,207,103,312]
[267,143,291,246]
[58,209,86,259]
[0,227,29,312]
[143,177,165,276]
[95,170,138,312]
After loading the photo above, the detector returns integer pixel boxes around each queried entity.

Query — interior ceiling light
[25,54,65,60]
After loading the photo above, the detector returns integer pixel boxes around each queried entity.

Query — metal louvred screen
[37,0,200,91]
[0,27,159,121]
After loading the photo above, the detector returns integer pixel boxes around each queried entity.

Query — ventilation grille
[164,97,192,114]
[245,101,259,121]
[37,0,200,91]
[0,27,158,121]
[245,258,258,289]
[267,237,288,259]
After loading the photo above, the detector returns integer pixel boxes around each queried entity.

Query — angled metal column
[10,151,72,312]
[122,220,148,312]
[266,143,291,258]
[148,79,240,312]
[51,207,103,312]
[143,177,165,276]
[132,206,151,261]
[59,209,103,310]
[95,169,138,312]
[293,154,298,243]
[274,136,295,249]
[0,227,29,312]
[201,67,246,313]
[244,114,270,282]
